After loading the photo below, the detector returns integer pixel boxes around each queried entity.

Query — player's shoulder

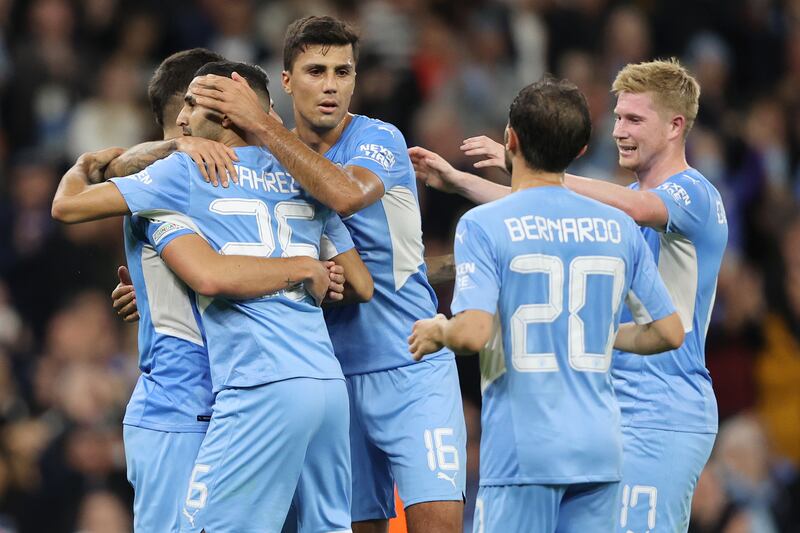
[348,114,405,144]
[458,196,515,233]
[232,145,273,164]
[656,168,719,203]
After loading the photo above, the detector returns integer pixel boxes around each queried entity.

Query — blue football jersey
[111,146,355,392]
[614,168,727,434]
[322,114,449,375]
[123,215,212,432]
[451,186,675,485]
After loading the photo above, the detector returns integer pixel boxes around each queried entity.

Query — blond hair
[612,58,701,138]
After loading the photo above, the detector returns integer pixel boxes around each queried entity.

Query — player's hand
[323,262,346,303]
[79,147,126,184]
[111,266,139,322]
[460,135,507,171]
[175,136,239,188]
[408,146,465,194]
[303,259,333,307]
[189,73,269,136]
[408,314,448,361]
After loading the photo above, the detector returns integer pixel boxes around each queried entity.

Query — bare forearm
[564,174,666,227]
[442,313,492,354]
[454,171,511,204]
[251,119,368,215]
[50,159,128,224]
[565,174,633,212]
[614,315,683,355]
[200,255,315,298]
[105,140,177,179]
[425,254,455,285]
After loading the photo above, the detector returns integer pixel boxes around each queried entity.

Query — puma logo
[437,471,458,490]
[182,507,199,528]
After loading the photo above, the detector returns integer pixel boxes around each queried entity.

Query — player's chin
[312,112,345,129]
[617,156,638,171]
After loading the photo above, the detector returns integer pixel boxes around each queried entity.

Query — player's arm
[563,174,668,229]
[614,312,684,354]
[451,133,669,226]
[325,248,373,305]
[51,148,132,223]
[189,74,383,216]
[425,254,455,286]
[104,137,239,187]
[409,310,493,360]
[408,146,510,204]
[159,234,334,303]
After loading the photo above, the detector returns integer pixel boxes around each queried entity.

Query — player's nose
[322,72,338,93]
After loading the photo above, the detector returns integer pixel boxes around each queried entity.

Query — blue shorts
[617,427,715,532]
[123,425,205,533]
[347,357,466,521]
[474,482,618,533]
[179,378,352,533]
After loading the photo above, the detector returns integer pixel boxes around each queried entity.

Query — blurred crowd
[0,0,799,531]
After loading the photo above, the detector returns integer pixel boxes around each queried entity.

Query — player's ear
[282,71,292,95]
[669,114,685,141]
[576,145,588,159]
[506,126,519,155]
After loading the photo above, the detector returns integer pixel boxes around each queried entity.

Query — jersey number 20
[510,254,625,373]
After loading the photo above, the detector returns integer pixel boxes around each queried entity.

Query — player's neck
[293,112,353,154]
[635,146,690,191]
[216,129,248,149]
[511,168,565,191]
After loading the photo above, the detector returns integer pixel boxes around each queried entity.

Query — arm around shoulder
[564,174,668,229]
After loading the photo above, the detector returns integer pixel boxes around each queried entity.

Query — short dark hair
[509,78,592,173]
[283,16,359,71]
[148,49,224,129]
[194,61,271,106]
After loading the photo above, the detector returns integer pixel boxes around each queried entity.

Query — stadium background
[0,0,799,531]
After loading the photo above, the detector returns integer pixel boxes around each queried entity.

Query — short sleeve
[320,211,355,260]
[110,153,191,215]
[141,213,200,255]
[345,123,410,192]
[450,216,500,316]
[625,225,676,324]
[650,173,711,238]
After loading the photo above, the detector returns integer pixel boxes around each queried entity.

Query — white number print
[209,199,317,301]
[510,254,625,374]
[210,198,275,257]
[619,484,658,533]
[185,463,211,510]
[510,254,563,372]
[424,428,460,471]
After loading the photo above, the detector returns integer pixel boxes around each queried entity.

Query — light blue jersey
[614,168,727,434]
[451,186,675,485]
[323,114,450,375]
[122,215,212,532]
[123,215,212,432]
[111,146,355,392]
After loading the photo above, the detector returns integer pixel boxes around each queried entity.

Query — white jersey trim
[382,185,425,291]
[657,233,698,333]
[480,311,507,393]
[140,245,204,346]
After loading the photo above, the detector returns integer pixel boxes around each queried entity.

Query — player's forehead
[614,91,659,116]
[293,44,354,70]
